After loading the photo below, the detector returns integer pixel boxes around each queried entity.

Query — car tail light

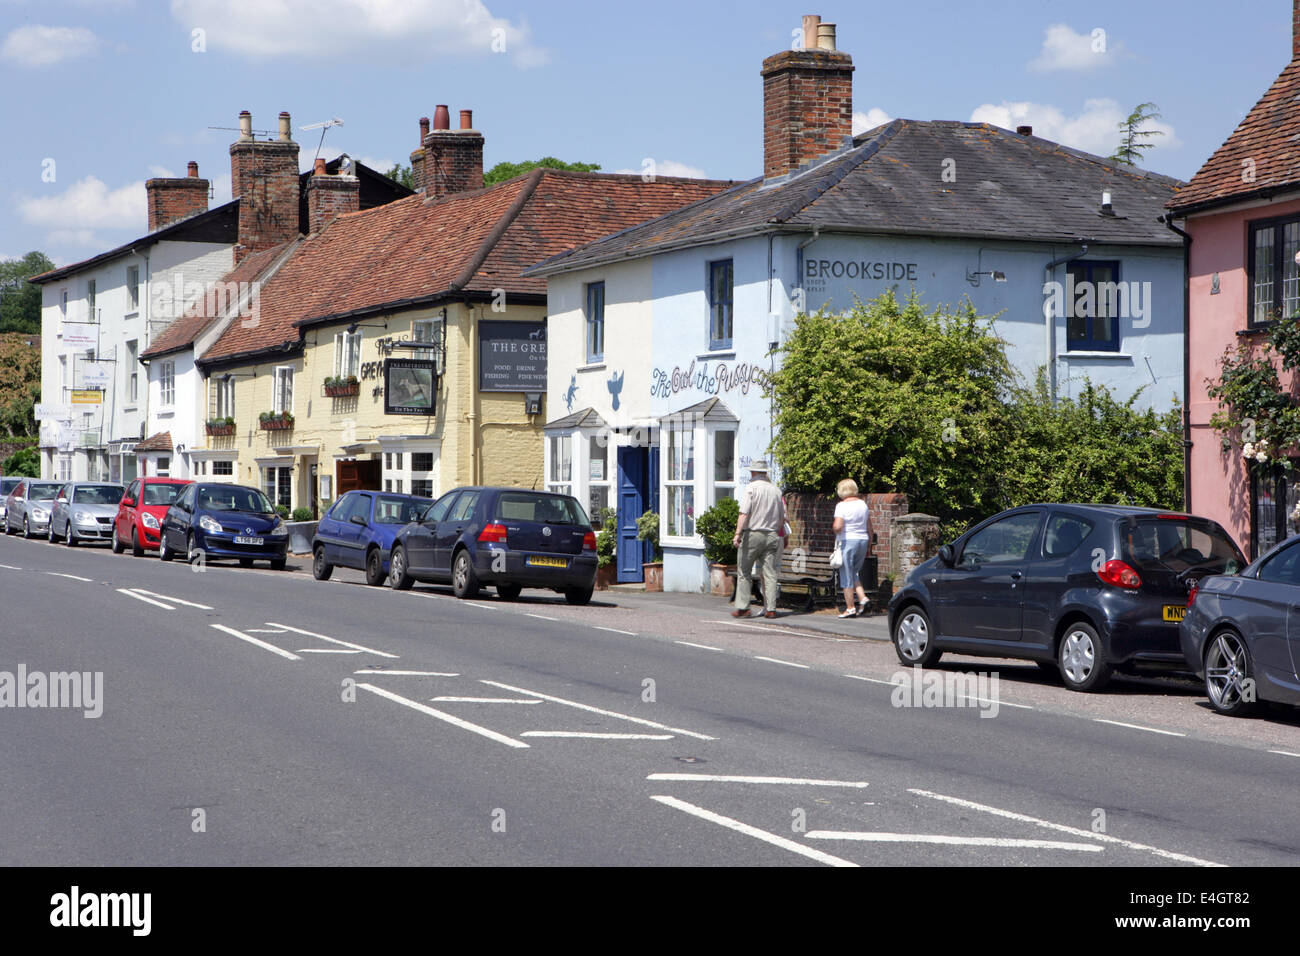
[1156,513,1188,520]
[582,531,597,551]
[478,523,508,544]
[1097,559,1142,589]
[1187,582,1198,607]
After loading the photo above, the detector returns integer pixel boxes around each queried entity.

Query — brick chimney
[145,160,209,231]
[760,14,854,180]
[229,110,301,263]
[409,116,430,193]
[1294,0,1300,60]
[305,156,360,235]
[422,105,484,200]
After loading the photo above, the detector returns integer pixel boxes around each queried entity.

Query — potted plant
[594,507,617,590]
[324,375,360,397]
[205,416,236,436]
[696,496,740,597]
[259,410,294,431]
[637,509,663,592]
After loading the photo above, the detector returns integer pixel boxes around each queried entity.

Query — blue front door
[617,447,648,582]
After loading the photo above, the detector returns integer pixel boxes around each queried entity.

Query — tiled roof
[1168,59,1300,213]
[200,169,734,364]
[141,242,294,359]
[135,431,172,452]
[528,120,1185,276]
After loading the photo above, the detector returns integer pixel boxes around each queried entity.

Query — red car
[112,477,191,556]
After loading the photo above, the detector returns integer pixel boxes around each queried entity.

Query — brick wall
[305,173,360,235]
[146,163,209,231]
[760,48,855,180]
[422,130,484,200]
[230,119,300,263]
[784,490,909,585]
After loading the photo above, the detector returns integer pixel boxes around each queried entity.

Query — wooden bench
[729,549,843,613]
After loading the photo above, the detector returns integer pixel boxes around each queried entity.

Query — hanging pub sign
[479,319,546,392]
[384,359,437,416]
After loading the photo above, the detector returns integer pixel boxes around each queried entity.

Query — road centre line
[675,641,723,651]
[594,626,637,636]
[431,697,542,704]
[754,656,810,669]
[356,683,529,749]
[648,774,869,787]
[522,731,673,740]
[649,796,857,867]
[128,588,213,610]
[804,831,1101,851]
[1093,718,1185,738]
[46,572,92,582]
[210,624,301,661]
[1268,749,1300,758]
[908,789,1224,867]
[710,618,831,638]
[480,680,716,741]
[265,621,399,659]
[844,672,1033,709]
[354,669,459,677]
[116,588,174,610]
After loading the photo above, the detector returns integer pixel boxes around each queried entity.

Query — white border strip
[210,624,300,661]
[754,656,810,669]
[1093,718,1185,737]
[355,670,458,676]
[805,830,1101,851]
[522,731,673,740]
[650,795,857,867]
[356,683,528,749]
[648,773,868,787]
[266,621,398,659]
[480,679,715,740]
[130,589,213,610]
[117,588,174,610]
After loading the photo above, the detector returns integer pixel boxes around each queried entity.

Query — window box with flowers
[324,375,360,397]
[259,411,295,431]
[205,417,236,437]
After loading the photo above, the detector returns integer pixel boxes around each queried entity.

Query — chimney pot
[433,105,450,130]
[419,116,430,141]
[816,22,836,51]
[1016,125,1033,136]
[187,160,199,177]
[801,14,820,51]
[314,157,327,176]
[761,24,855,179]
[238,110,253,142]
[278,111,292,142]
[460,109,473,130]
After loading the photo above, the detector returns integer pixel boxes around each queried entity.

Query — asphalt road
[1,532,1297,867]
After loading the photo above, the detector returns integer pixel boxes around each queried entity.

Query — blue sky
[1,0,1294,266]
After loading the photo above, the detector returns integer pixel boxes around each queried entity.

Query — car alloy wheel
[452,550,480,599]
[313,546,333,581]
[1058,623,1112,692]
[159,532,174,561]
[364,548,385,587]
[389,546,413,590]
[66,524,77,546]
[1204,630,1258,717]
[47,523,56,543]
[892,606,941,667]
[23,517,32,539]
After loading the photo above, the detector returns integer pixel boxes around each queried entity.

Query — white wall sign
[35,404,71,421]
[62,323,97,348]
[81,364,111,388]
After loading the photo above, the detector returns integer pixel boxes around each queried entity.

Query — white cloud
[613,159,708,179]
[1029,23,1120,71]
[969,98,1180,158]
[147,164,177,178]
[852,108,892,136]
[18,176,145,243]
[170,0,548,67]
[0,25,97,66]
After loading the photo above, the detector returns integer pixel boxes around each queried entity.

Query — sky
[0,0,1294,266]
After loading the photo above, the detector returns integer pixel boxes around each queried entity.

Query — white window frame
[126,265,139,312]
[211,460,234,478]
[213,376,235,419]
[273,365,294,414]
[126,340,138,405]
[86,279,96,322]
[659,421,737,547]
[334,330,361,378]
[662,424,696,541]
[584,432,611,521]
[546,433,574,498]
[710,426,737,505]
[159,360,175,407]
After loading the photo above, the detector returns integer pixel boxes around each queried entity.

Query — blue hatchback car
[311,490,433,585]
[158,482,289,569]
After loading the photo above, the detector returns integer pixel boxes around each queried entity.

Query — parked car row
[887,503,1300,719]
[2,477,601,605]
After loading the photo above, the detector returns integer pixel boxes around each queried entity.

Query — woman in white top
[832,479,871,617]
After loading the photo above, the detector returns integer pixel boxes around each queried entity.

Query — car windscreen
[199,487,274,514]
[143,483,184,507]
[27,484,60,501]
[73,485,124,504]
[1123,517,1245,577]
[494,492,588,526]
[375,495,428,524]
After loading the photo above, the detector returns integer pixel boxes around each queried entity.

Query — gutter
[1160,213,1193,512]
[1043,244,1089,404]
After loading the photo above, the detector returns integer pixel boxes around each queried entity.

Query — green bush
[695,497,740,565]
[594,506,617,569]
[636,510,661,561]
[291,507,314,522]
[1,445,39,478]
[274,505,291,520]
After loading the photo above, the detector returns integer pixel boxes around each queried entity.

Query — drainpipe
[467,302,479,485]
[794,227,820,314]
[1160,214,1193,512]
[1043,244,1088,404]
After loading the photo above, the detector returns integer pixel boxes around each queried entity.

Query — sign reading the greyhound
[479,320,546,392]
[384,359,437,416]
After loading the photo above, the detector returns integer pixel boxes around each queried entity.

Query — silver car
[3,479,63,538]
[49,482,125,546]
[0,477,20,525]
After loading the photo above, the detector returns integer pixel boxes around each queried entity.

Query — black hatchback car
[388,486,598,604]
[887,504,1246,691]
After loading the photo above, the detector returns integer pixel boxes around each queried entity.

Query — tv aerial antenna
[300,117,345,163]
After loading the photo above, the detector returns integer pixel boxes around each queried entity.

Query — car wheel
[188,534,203,565]
[131,528,144,558]
[364,548,385,587]
[452,549,480,599]
[389,545,414,590]
[159,532,175,561]
[497,583,523,601]
[1204,629,1259,717]
[111,527,124,554]
[47,522,57,543]
[564,585,593,606]
[313,546,334,581]
[1057,622,1112,692]
[239,557,254,568]
[270,557,286,571]
[23,516,32,539]
[66,524,77,547]
[892,605,942,667]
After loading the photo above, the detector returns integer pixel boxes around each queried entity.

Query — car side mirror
[122,498,135,507]
[938,544,955,566]
[350,514,368,526]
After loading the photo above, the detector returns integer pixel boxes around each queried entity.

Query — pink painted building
[1168,0,1300,558]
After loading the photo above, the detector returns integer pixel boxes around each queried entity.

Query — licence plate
[526,556,568,568]
[1162,604,1186,622]
[234,536,264,546]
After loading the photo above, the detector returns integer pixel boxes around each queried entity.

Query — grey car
[3,479,63,538]
[49,482,125,546]
[0,477,20,525]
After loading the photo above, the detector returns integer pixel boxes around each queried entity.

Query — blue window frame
[708,259,733,350]
[585,281,605,363]
[1066,260,1121,352]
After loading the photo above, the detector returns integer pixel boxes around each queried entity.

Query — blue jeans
[840,538,868,589]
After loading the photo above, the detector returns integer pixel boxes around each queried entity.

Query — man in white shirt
[732,459,786,619]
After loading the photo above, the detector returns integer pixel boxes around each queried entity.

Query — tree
[0,251,55,334]
[1110,102,1164,166]
[382,164,415,190]
[0,332,41,438]
[1,446,39,478]
[483,157,600,187]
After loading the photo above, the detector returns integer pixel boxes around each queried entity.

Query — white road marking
[522,731,673,740]
[431,697,542,704]
[525,613,559,621]
[246,628,288,634]
[1093,718,1185,737]
[754,656,810,669]
[480,679,716,741]
[465,602,500,611]
[128,588,213,610]
[804,831,1101,851]
[265,621,398,659]
[116,588,175,610]
[909,789,1224,867]
[296,648,361,654]
[676,640,723,651]
[0,563,22,570]
[594,626,637,636]
[46,572,92,582]
[648,774,869,788]
[843,674,898,685]
[210,624,301,661]
[354,669,458,677]
[649,795,857,867]
[1268,749,1300,758]
[356,683,528,749]
[713,619,821,638]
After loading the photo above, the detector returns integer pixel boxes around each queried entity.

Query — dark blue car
[159,482,289,569]
[387,486,598,604]
[311,490,433,586]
